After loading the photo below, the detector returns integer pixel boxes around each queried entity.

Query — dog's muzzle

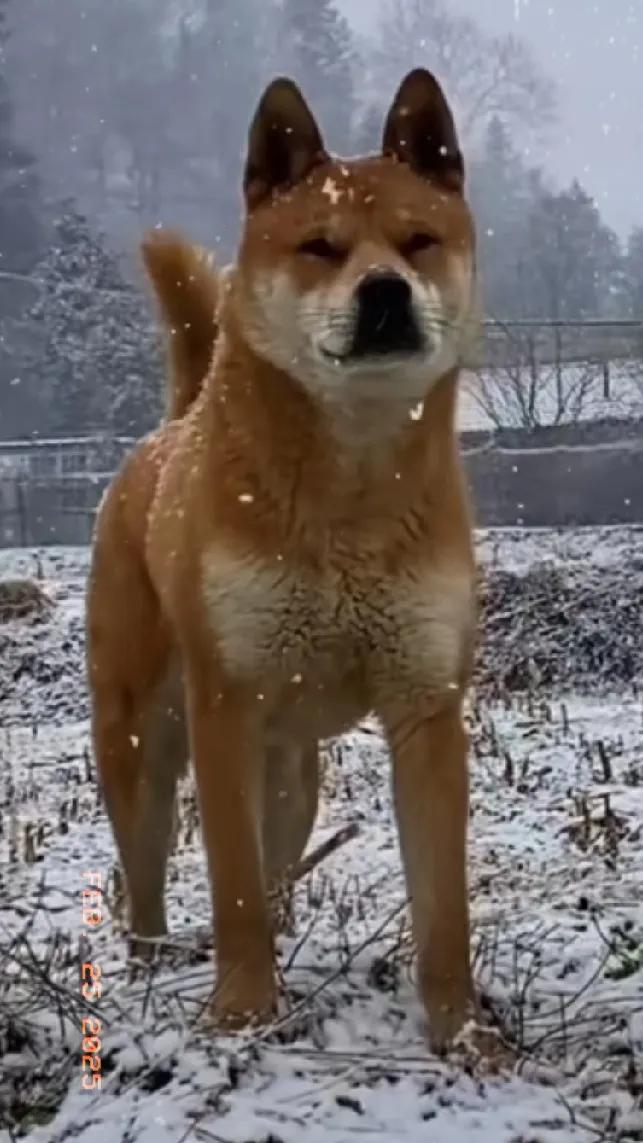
[351,271,424,358]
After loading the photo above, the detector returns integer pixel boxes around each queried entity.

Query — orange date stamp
[81,871,103,1090]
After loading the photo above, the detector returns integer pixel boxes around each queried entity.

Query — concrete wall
[1,436,643,545]
[464,438,643,527]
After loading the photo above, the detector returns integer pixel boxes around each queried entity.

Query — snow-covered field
[1,531,643,1142]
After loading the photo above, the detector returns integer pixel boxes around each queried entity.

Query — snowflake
[322,177,342,205]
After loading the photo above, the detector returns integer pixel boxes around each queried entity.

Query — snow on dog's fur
[87,68,480,1054]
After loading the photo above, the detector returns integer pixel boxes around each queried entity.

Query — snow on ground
[1,531,642,1141]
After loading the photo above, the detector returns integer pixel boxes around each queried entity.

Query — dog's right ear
[244,78,328,209]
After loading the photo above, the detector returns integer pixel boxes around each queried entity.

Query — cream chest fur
[201,544,473,710]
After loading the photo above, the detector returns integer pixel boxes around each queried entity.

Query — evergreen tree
[0,0,44,271]
[471,127,622,322]
[24,205,163,436]
[280,0,356,153]
[352,103,382,157]
[469,116,537,319]
[622,228,643,319]
[524,180,621,321]
[171,0,269,251]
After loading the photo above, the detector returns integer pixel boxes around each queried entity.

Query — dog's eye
[400,232,440,258]
[297,237,345,261]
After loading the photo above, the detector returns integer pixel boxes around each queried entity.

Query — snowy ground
[1,531,643,1141]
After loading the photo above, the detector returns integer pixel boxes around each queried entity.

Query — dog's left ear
[382,68,464,192]
[244,78,328,208]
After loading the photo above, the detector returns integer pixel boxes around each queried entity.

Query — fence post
[527,332,538,424]
[554,324,563,417]
[17,480,29,547]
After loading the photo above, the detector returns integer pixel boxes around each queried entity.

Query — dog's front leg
[381,696,474,1053]
[185,667,276,1028]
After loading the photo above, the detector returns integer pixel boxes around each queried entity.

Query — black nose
[358,271,412,313]
[353,271,422,357]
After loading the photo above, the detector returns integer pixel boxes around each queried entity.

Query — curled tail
[141,229,220,420]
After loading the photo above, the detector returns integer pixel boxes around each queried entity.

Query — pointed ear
[382,68,464,192]
[244,78,328,208]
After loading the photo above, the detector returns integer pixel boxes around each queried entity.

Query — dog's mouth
[318,337,426,368]
[318,343,350,365]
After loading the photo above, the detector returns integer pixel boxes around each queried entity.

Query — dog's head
[233,69,476,410]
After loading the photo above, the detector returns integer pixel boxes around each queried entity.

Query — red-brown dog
[87,67,479,1053]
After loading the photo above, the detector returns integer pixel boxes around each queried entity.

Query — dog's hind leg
[262,740,320,931]
[87,523,186,952]
[94,694,185,950]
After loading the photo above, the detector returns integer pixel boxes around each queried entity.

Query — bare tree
[469,324,606,430]
[620,331,643,406]
[368,0,556,144]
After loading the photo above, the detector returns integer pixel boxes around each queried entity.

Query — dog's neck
[202,320,464,519]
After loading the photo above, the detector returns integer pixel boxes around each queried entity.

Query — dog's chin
[316,339,427,372]
[312,337,451,400]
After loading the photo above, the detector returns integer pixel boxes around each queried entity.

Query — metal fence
[1,318,642,546]
[0,475,112,547]
[0,437,133,547]
[475,318,643,383]
[2,440,642,544]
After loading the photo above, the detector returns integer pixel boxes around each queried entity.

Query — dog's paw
[207,968,278,1033]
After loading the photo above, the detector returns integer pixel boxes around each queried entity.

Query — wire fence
[475,318,643,374]
[2,263,643,369]
[0,319,642,546]
[2,433,643,549]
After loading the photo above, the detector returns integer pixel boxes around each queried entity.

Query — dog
[86,67,479,1054]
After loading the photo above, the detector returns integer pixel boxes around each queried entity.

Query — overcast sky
[339,0,642,240]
